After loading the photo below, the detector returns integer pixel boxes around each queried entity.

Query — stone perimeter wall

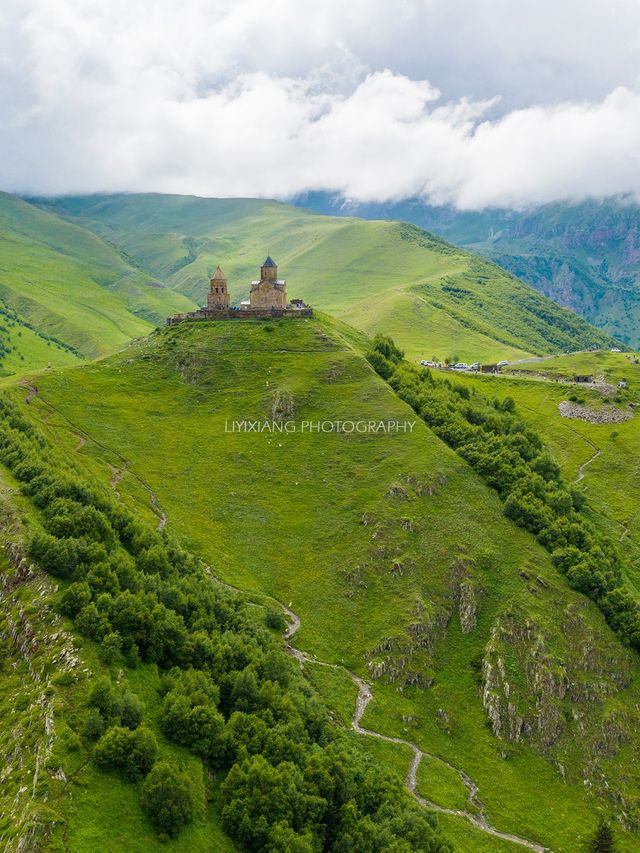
[167,307,313,325]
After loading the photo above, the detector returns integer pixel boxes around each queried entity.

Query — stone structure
[207,266,230,310]
[248,256,287,310]
[167,256,311,325]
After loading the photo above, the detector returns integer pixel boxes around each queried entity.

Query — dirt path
[575,447,601,483]
[73,434,87,452]
[280,603,548,851]
[19,386,168,532]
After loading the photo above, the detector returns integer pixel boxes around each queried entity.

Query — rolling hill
[6,315,640,851]
[293,193,640,349]
[0,192,196,371]
[34,193,617,363]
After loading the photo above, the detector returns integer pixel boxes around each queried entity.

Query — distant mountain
[36,193,616,363]
[292,192,640,348]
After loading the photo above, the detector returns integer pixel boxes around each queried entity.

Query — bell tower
[260,256,278,283]
[207,265,230,310]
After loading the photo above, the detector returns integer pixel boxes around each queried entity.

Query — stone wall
[167,307,312,325]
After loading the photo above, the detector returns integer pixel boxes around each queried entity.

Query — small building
[574,374,593,383]
[480,364,498,374]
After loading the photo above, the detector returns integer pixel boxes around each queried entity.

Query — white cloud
[1,0,640,208]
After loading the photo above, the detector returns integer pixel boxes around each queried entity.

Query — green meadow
[38,193,615,362]
[15,316,640,852]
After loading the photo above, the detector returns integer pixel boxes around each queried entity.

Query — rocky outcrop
[482,604,635,762]
[559,400,633,424]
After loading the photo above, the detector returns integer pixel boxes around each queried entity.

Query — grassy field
[37,193,616,362]
[13,316,640,852]
[445,351,640,594]
[0,193,195,368]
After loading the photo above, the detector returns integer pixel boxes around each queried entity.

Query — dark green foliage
[94,725,158,782]
[29,532,79,578]
[589,818,617,852]
[141,762,195,838]
[82,708,105,742]
[121,691,144,730]
[99,631,122,665]
[59,581,92,616]
[368,340,640,651]
[89,677,124,722]
[0,395,450,852]
[265,607,286,631]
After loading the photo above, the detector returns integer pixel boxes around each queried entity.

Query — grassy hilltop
[35,193,617,362]
[7,315,640,852]
[0,192,195,372]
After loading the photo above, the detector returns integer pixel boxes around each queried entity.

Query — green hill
[36,193,616,362]
[0,192,196,370]
[7,315,640,851]
[294,193,640,348]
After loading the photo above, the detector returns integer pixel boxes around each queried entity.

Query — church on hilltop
[168,256,311,324]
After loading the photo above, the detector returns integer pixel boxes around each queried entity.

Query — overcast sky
[2,0,640,209]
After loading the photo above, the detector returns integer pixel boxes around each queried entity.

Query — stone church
[167,255,310,324]
[248,256,287,309]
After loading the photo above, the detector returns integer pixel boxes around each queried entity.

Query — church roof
[262,256,277,268]
[211,265,226,280]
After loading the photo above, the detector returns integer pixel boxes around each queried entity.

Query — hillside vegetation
[35,193,616,362]
[10,315,640,851]
[0,193,195,369]
[294,192,640,348]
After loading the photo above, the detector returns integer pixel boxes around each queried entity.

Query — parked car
[453,363,469,370]
[497,360,509,367]
[469,362,480,370]
[419,360,437,367]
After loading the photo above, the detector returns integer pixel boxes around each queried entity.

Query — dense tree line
[0,396,450,851]
[367,335,640,651]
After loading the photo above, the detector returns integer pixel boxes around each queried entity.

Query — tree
[100,631,122,665]
[59,581,92,617]
[82,708,105,742]
[141,762,195,838]
[589,818,617,853]
[94,725,157,781]
[121,691,144,730]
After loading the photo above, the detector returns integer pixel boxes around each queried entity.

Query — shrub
[265,607,286,631]
[121,691,144,730]
[141,762,195,838]
[82,708,105,742]
[94,725,157,782]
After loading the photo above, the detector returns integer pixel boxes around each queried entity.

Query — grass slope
[293,193,640,348]
[0,193,195,365]
[37,193,616,362]
[17,316,640,852]
[445,351,640,595]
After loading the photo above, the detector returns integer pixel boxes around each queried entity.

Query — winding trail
[575,446,601,484]
[279,605,548,852]
[19,383,167,531]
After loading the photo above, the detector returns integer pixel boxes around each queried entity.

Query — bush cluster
[367,336,640,650]
[0,396,449,851]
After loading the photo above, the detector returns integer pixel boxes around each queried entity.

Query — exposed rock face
[458,581,478,634]
[271,389,295,420]
[365,557,480,687]
[482,604,634,756]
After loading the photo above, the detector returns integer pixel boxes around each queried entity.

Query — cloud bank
[2,0,640,209]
